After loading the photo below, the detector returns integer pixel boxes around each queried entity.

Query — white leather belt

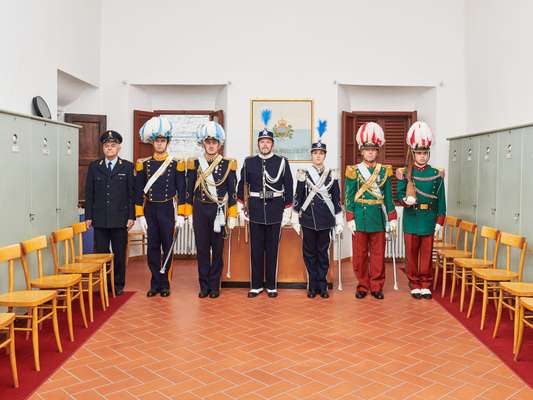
[249,191,283,199]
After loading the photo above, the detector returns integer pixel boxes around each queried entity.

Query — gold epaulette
[297,169,306,182]
[345,165,356,179]
[176,159,186,172]
[225,158,237,171]
[383,164,393,177]
[396,167,406,180]
[436,167,445,178]
[135,157,151,172]
[187,158,197,170]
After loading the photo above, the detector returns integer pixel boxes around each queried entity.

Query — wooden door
[64,113,106,207]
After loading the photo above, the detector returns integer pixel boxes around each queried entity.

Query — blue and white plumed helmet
[139,116,173,144]
[311,119,328,152]
[257,109,274,141]
[197,121,226,145]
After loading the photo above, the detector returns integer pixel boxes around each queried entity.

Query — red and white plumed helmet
[355,122,385,149]
[406,121,433,150]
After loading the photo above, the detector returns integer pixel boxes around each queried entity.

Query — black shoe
[160,289,170,297]
[307,290,317,298]
[411,292,421,299]
[198,290,209,298]
[355,291,367,299]
[421,290,432,299]
[267,291,278,298]
[209,291,220,298]
[371,291,384,300]
[115,288,124,296]
[146,289,159,297]
[248,290,261,298]
[320,290,330,299]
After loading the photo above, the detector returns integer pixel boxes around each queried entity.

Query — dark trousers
[352,231,386,292]
[249,222,282,290]
[94,227,127,291]
[302,227,331,291]
[404,233,435,289]
[145,201,175,291]
[193,201,224,293]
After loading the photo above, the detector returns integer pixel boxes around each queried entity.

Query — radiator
[385,214,405,259]
[174,223,196,255]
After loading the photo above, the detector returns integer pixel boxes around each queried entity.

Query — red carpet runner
[0,291,134,399]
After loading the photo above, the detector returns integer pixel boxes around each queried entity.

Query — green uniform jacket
[345,163,397,233]
[397,164,446,236]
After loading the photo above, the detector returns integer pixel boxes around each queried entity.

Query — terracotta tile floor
[30,259,532,400]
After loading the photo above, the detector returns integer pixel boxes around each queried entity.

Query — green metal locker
[57,126,79,228]
[476,133,498,228]
[519,126,533,282]
[447,139,462,217]
[459,136,479,222]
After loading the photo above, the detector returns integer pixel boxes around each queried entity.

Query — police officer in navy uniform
[134,116,186,297]
[237,109,294,298]
[185,121,238,298]
[292,120,344,299]
[85,130,135,296]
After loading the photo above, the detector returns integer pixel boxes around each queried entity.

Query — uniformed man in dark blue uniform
[85,130,135,296]
[292,120,344,299]
[237,109,294,298]
[185,121,238,298]
[134,116,186,297]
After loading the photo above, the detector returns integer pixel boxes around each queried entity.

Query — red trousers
[352,231,386,292]
[404,233,435,289]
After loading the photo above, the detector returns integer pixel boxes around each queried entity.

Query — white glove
[238,202,248,222]
[175,215,185,229]
[282,208,292,226]
[334,213,344,236]
[335,224,343,236]
[404,196,417,206]
[187,215,193,228]
[389,219,398,233]
[227,216,237,230]
[347,220,356,233]
[435,224,443,237]
[291,212,300,235]
[138,216,148,234]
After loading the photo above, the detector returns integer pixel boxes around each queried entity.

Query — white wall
[465,0,533,133]
[0,0,101,117]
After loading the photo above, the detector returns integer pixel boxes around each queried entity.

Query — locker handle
[514,212,520,221]
[29,213,36,222]
[490,208,496,215]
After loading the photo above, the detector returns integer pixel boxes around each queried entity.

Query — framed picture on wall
[250,99,313,161]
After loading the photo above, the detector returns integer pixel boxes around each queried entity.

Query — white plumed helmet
[197,121,226,145]
[139,116,173,144]
[406,121,433,150]
[355,122,385,149]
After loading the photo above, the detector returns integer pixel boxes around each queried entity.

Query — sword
[337,232,343,291]
[160,226,181,274]
[226,229,232,278]
[389,230,399,290]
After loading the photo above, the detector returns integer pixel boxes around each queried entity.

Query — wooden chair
[452,226,500,312]
[0,313,18,387]
[433,216,462,290]
[21,235,87,342]
[0,244,62,371]
[51,228,106,323]
[493,283,533,355]
[468,232,528,330]
[126,230,147,268]
[435,220,478,298]
[72,222,115,307]
[515,297,533,361]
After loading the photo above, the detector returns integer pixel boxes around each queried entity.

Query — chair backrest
[443,216,461,245]
[50,227,76,269]
[21,235,49,279]
[499,232,528,279]
[71,222,87,257]
[457,220,478,257]
[479,226,500,267]
[0,243,30,292]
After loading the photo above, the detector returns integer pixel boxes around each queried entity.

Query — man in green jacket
[345,122,397,300]
[396,121,446,300]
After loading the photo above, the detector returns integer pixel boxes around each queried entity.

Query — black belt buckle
[261,191,274,199]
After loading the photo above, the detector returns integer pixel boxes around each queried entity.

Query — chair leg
[102,263,110,308]
[492,289,503,338]
[467,275,477,318]
[9,322,18,388]
[433,257,440,291]
[480,281,488,330]
[513,296,520,355]
[78,281,88,328]
[441,258,448,297]
[88,274,94,323]
[450,264,457,302]
[99,270,107,311]
[110,258,116,298]
[31,307,40,371]
[459,268,467,312]
[66,287,74,342]
[52,297,63,353]
[514,305,525,360]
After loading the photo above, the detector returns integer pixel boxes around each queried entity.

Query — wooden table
[222,226,334,289]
